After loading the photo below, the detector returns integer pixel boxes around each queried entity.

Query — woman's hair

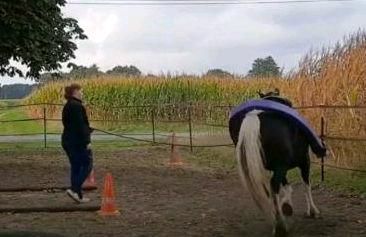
[64,83,81,100]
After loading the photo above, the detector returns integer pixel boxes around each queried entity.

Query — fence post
[320,116,325,182]
[188,102,193,152]
[43,106,47,149]
[229,104,233,114]
[209,106,212,122]
[151,106,156,144]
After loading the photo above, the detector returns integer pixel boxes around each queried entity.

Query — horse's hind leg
[281,177,293,217]
[300,160,320,218]
[271,169,288,237]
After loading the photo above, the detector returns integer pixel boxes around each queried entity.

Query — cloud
[1,1,366,84]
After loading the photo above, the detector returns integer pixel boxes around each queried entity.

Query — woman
[62,83,93,203]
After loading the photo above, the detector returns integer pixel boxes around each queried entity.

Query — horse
[234,90,324,237]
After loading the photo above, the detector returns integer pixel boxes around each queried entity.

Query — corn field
[25,77,261,123]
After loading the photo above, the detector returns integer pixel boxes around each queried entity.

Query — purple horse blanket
[229,99,326,158]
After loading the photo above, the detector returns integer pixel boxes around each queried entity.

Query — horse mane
[257,89,293,107]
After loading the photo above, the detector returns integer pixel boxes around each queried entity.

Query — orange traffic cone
[169,132,183,167]
[98,173,120,216]
[83,169,97,190]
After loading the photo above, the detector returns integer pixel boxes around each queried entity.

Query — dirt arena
[0,147,365,237]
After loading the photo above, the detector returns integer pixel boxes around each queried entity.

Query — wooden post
[320,117,325,182]
[151,106,156,144]
[43,107,47,148]
[188,103,193,152]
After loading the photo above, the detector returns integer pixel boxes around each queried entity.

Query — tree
[106,65,141,77]
[206,68,233,77]
[36,72,64,83]
[36,63,103,83]
[247,56,282,77]
[0,0,87,79]
[0,84,38,99]
[68,63,103,78]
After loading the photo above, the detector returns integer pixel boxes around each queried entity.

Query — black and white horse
[236,90,321,236]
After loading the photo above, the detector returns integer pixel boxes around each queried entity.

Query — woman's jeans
[62,144,93,199]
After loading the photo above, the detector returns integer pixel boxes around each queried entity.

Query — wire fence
[0,103,366,180]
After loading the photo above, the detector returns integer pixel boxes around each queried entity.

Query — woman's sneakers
[66,189,80,203]
[79,197,91,203]
[66,189,91,203]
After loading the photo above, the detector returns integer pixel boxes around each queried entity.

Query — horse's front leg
[271,170,288,237]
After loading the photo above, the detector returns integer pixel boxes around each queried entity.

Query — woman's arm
[70,103,91,147]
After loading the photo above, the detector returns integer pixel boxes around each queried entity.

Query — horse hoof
[310,211,321,219]
[282,203,293,217]
[304,211,321,219]
[273,223,288,237]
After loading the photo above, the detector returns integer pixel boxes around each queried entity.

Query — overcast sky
[1,1,366,85]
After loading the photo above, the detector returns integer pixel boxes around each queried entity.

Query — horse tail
[236,110,275,222]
